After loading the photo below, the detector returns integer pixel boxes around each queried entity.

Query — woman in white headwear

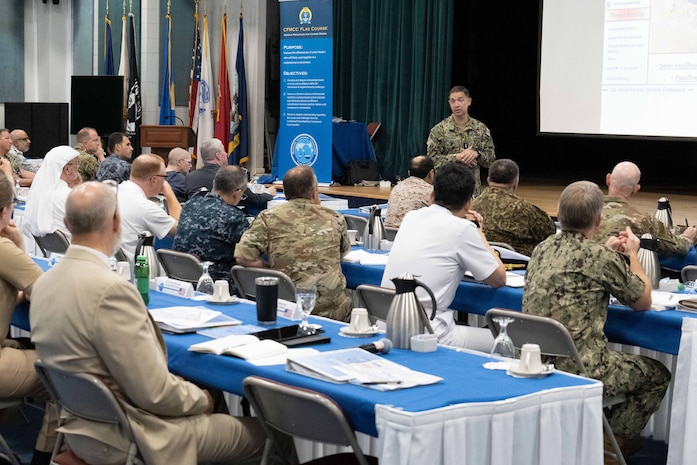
[24,145,81,239]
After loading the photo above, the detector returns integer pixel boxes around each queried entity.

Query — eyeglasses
[152,174,167,179]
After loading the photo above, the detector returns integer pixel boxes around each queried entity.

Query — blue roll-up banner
[276,0,333,183]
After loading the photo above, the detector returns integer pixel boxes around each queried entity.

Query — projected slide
[540,0,697,138]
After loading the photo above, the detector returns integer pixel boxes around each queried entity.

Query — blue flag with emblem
[229,12,248,165]
[159,12,175,125]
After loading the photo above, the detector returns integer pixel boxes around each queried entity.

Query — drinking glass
[197,261,215,295]
[296,285,318,335]
[490,317,516,361]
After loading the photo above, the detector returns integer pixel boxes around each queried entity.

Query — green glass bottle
[134,255,150,305]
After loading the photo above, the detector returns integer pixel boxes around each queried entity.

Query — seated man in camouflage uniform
[523,181,671,461]
[472,158,555,256]
[426,85,496,196]
[74,127,105,182]
[0,128,34,187]
[96,132,133,184]
[385,155,434,228]
[235,165,352,322]
[596,161,697,257]
[173,166,249,285]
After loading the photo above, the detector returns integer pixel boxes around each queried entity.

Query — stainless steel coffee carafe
[363,205,385,251]
[385,272,436,349]
[654,197,673,231]
[638,233,660,288]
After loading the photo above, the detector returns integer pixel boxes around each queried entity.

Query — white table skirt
[374,383,604,465]
[667,317,697,465]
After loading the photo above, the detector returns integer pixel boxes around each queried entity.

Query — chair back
[230,265,296,301]
[156,249,203,283]
[34,361,143,465]
[384,226,398,241]
[343,215,368,241]
[355,284,395,324]
[243,376,374,465]
[33,231,70,257]
[485,308,586,375]
[681,265,697,283]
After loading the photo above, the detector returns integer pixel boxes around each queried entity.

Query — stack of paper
[149,306,240,333]
[286,348,442,391]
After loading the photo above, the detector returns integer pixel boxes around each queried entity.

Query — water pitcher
[654,197,673,231]
[638,233,660,288]
[134,232,161,280]
[363,205,385,251]
[386,272,437,349]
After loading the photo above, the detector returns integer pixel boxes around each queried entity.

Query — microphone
[358,338,392,354]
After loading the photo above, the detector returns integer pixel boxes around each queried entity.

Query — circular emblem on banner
[290,134,318,166]
[299,7,312,24]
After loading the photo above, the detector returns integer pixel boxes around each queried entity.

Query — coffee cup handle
[523,351,531,371]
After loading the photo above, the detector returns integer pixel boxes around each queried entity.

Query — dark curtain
[333,0,453,181]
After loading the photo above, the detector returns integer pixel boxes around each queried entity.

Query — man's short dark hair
[433,163,474,211]
[213,166,248,194]
[409,156,434,179]
[107,132,127,153]
[449,85,470,98]
[283,165,317,200]
[488,159,519,184]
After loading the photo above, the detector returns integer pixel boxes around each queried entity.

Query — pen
[686,218,689,227]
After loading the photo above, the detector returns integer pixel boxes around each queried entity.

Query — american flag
[188,7,201,130]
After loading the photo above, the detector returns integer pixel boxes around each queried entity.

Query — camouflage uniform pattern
[472,187,555,256]
[96,154,131,184]
[9,146,39,173]
[234,199,352,322]
[523,232,671,436]
[426,115,496,195]
[74,146,99,182]
[2,152,22,177]
[173,192,249,283]
[385,176,432,227]
[596,195,692,257]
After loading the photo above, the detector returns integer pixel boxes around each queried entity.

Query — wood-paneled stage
[319,182,697,225]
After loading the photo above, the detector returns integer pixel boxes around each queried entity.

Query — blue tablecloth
[272,122,376,180]
[340,260,697,355]
[660,245,697,272]
[153,293,595,437]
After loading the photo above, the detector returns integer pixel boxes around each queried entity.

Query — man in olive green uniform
[472,159,555,256]
[426,85,495,196]
[596,161,696,257]
[235,165,352,322]
[523,181,671,461]
[74,127,105,182]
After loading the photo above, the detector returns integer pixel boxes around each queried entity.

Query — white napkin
[342,249,390,265]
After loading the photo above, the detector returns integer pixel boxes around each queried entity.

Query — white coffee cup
[519,343,543,373]
[347,229,358,243]
[349,308,371,333]
[213,280,231,301]
[380,239,393,251]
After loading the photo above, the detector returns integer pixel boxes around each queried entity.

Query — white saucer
[507,363,554,378]
[206,296,239,305]
[339,326,379,338]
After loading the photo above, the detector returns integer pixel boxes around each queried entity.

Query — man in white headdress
[23,146,81,240]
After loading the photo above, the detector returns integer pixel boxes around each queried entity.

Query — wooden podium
[141,125,195,161]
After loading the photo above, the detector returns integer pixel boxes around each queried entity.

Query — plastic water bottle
[134,255,150,305]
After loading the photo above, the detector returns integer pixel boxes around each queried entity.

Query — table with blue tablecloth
[13,277,602,465]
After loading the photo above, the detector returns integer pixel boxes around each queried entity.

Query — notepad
[189,334,288,362]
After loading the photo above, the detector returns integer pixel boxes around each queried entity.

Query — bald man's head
[167,147,193,173]
[65,182,117,236]
[607,161,641,197]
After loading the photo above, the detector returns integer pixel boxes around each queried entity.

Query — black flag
[126,12,142,158]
